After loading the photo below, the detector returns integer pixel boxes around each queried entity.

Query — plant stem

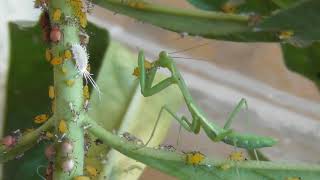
[0,117,54,163]
[48,0,85,178]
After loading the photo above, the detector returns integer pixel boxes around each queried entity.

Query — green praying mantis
[135,50,277,150]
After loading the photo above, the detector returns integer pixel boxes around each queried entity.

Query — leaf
[93,0,279,42]
[258,0,320,41]
[281,42,320,90]
[186,0,279,15]
[3,22,108,180]
[88,42,183,180]
[88,119,320,180]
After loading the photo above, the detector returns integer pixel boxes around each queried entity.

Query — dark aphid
[94,138,103,146]
[39,11,51,43]
[45,144,56,161]
[50,26,62,43]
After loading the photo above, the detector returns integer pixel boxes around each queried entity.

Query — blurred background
[1,0,320,179]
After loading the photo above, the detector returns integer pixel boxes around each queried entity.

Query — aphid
[53,9,62,22]
[248,14,262,26]
[66,79,75,87]
[61,66,68,74]
[83,99,89,112]
[79,31,89,45]
[285,177,302,180]
[219,163,232,171]
[40,11,51,43]
[94,138,103,145]
[221,3,237,13]
[48,85,55,99]
[34,114,49,124]
[71,44,101,96]
[83,85,90,99]
[179,32,188,38]
[46,161,54,180]
[73,176,90,180]
[46,131,54,139]
[158,144,176,152]
[2,135,17,149]
[132,60,153,77]
[62,158,75,174]
[45,144,56,161]
[45,48,52,62]
[229,151,246,161]
[279,30,294,40]
[61,140,74,156]
[51,56,63,65]
[85,165,98,177]
[59,119,68,134]
[120,132,144,145]
[128,1,146,9]
[50,26,62,43]
[51,100,56,113]
[184,151,206,166]
[64,50,72,60]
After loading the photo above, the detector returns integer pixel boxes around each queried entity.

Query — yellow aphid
[85,165,98,177]
[144,60,153,69]
[285,177,301,180]
[73,176,90,180]
[51,56,63,65]
[53,9,62,21]
[132,67,140,77]
[64,50,72,60]
[46,131,54,139]
[279,30,294,40]
[220,163,232,170]
[132,60,153,77]
[79,13,87,28]
[185,151,205,165]
[66,79,75,87]
[221,3,236,13]
[48,86,55,99]
[51,100,56,113]
[229,151,245,161]
[45,49,52,62]
[59,119,68,134]
[34,114,49,124]
[83,85,90,99]
[61,66,68,75]
[25,128,35,133]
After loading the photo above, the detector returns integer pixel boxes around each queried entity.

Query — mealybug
[71,44,101,96]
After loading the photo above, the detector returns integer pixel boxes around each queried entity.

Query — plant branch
[0,117,55,163]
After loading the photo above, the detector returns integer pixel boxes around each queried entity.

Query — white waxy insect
[62,158,75,173]
[71,44,101,97]
[61,140,73,156]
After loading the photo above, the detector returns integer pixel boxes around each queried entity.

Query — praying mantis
[136,50,277,149]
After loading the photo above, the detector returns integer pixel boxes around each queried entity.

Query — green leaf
[93,0,279,42]
[187,0,279,15]
[87,42,183,179]
[88,119,320,180]
[281,42,320,90]
[3,22,108,180]
[258,0,320,41]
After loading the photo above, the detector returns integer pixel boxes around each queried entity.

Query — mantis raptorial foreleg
[136,50,277,149]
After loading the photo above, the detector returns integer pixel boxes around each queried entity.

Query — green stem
[0,117,54,163]
[48,0,85,179]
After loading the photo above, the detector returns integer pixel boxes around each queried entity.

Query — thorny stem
[0,117,54,163]
[48,0,86,179]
